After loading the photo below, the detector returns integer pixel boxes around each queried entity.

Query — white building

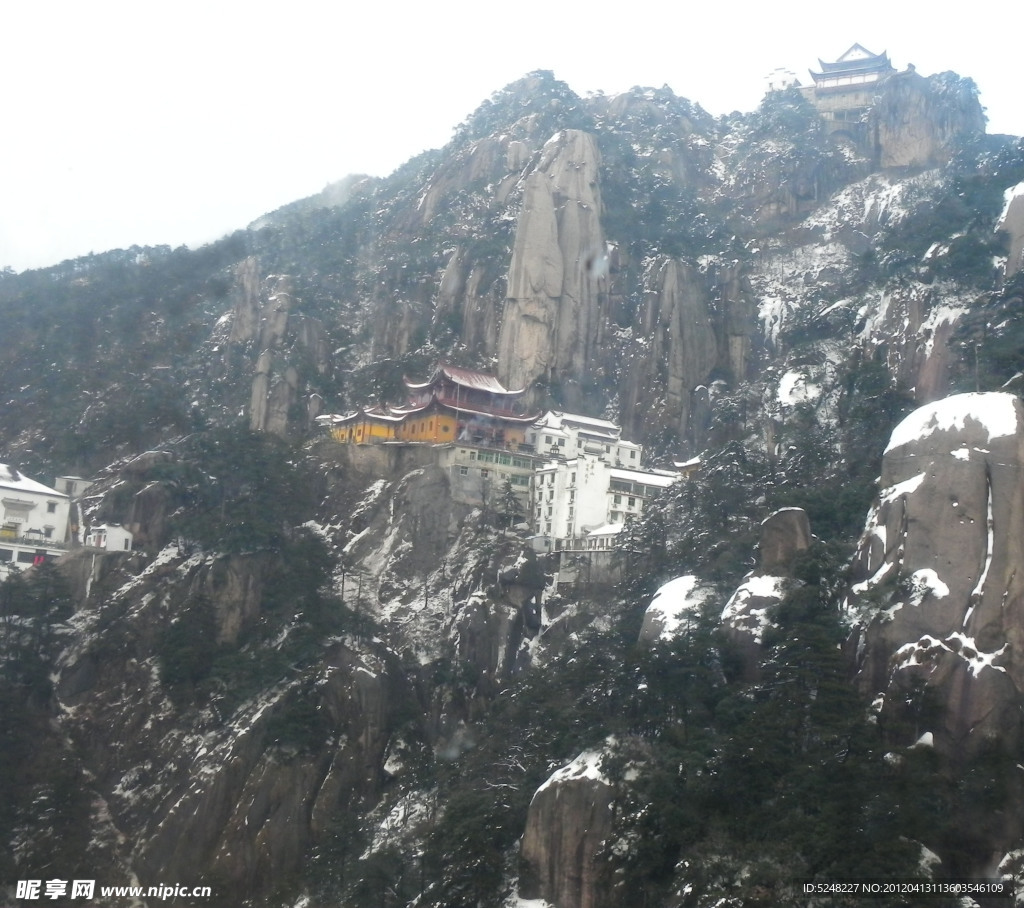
[531,453,678,551]
[0,464,71,576]
[84,523,133,552]
[54,475,93,498]
[524,411,643,468]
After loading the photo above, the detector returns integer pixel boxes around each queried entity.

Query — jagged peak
[451,69,590,145]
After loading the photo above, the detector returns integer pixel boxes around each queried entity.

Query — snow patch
[906,569,950,607]
[777,370,820,407]
[885,392,1020,453]
[894,633,1007,677]
[534,746,612,799]
[363,790,437,858]
[999,181,1024,225]
[971,479,995,602]
[646,576,713,640]
[721,575,790,642]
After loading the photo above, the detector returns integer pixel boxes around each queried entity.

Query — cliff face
[499,129,607,397]
[226,261,328,437]
[52,545,399,896]
[869,71,987,170]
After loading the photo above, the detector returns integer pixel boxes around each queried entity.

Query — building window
[459,466,469,475]
[47,502,57,513]
[44,527,53,538]
[558,438,565,447]
[545,435,552,445]
[614,494,621,505]
[630,450,637,460]
[628,497,636,507]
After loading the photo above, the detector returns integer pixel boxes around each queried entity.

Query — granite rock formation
[850,393,1024,754]
[519,746,616,908]
[498,129,608,397]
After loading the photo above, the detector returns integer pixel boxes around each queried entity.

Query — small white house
[84,524,133,552]
[55,475,94,498]
[0,464,71,576]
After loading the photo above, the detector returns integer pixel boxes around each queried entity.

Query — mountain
[2,61,1024,908]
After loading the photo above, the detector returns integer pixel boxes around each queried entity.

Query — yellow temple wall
[398,412,457,443]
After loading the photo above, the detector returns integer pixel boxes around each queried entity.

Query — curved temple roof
[403,363,525,396]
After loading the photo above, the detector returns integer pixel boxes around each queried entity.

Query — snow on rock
[777,370,820,407]
[362,790,438,858]
[721,574,792,644]
[521,739,618,908]
[906,569,950,607]
[893,633,1007,678]
[504,898,554,908]
[879,471,927,504]
[851,388,1024,771]
[884,392,1020,454]
[533,747,611,799]
[638,575,715,644]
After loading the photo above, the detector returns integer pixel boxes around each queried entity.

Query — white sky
[2,1,1020,273]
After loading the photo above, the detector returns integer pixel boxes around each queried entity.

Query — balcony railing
[0,532,70,551]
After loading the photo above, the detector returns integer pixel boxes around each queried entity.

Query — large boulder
[758,507,812,574]
[638,575,716,645]
[519,746,615,908]
[718,507,810,678]
[850,392,1024,753]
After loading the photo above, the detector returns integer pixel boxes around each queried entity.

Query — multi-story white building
[531,451,678,551]
[524,411,643,468]
[0,464,71,576]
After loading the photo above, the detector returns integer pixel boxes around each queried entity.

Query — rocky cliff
[498,129,608,398]
[869,71,987,170]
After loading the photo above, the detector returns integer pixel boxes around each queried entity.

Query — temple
[805,44,896,135]
[809,44,894,91]
[319,364,538,449]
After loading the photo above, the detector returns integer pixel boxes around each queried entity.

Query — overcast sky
[2,1,1020,273]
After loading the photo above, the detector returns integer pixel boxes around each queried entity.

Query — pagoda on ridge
[805,44,896,134]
